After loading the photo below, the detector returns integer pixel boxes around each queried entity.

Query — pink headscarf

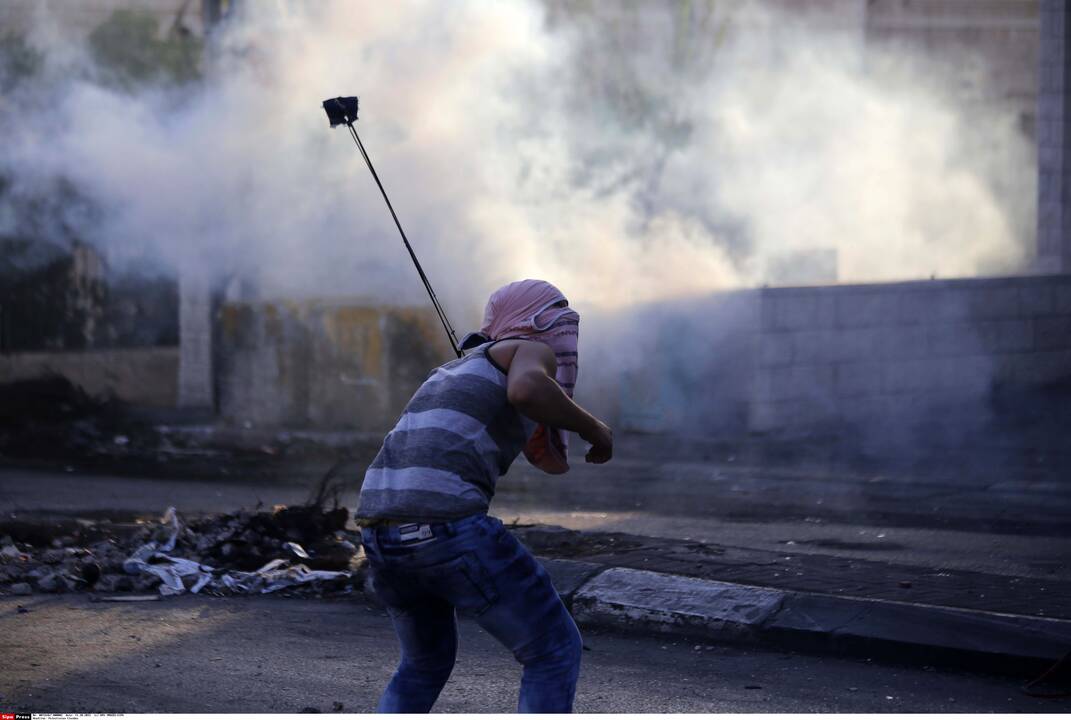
[481,279,579,474]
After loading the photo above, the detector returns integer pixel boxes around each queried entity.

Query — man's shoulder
[487,338,554,374]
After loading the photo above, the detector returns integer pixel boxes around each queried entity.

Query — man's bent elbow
[507,375,545,411]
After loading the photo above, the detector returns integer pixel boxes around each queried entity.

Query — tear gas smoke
[0,0,1039,450]
[0,0,1033,324]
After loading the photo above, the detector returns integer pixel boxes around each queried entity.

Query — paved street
[3,457,1067,587]
[0,594,1061,714]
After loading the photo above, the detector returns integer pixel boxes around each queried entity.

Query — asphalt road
[2,461,1067,583]
[0,595,1060,714]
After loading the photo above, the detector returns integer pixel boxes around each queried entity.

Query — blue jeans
[360,514,582,713]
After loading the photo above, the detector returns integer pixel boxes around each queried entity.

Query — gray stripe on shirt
[362,466,488,501]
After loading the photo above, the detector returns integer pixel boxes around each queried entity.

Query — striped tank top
[355,341,537,522]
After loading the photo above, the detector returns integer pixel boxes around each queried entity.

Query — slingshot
[322,96,462,358]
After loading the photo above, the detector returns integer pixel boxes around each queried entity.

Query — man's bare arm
[504,341,612,463]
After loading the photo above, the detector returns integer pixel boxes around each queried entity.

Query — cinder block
[1055,283,1071,313]
[753,368,809,402]
[966,285,1020,320]
[935,356,994,394]
[759,366,798,401]
[758,333,793,367]
[882,359,933,394]
[749,400,793,432]
[792,330,835,364]
[879,326,929,360]
[835,291,897,328]
[760,295,779,331]
[835,362,880,397]
[765,293,836,331]
[829,327,882,362]
[991,355,1018,383]
[1012,350,1071,385]
[839,394,891,425]
[790,364,835,400]
[883,393,931,426]
[1020,284,1056,315]
[812,294,836,330]
[1035,316,1071,350]
[977,319,1034,353]
[932,289,972,323]
[927,324,984,357]
[897,290,937,325]
[776,296,813,331]
[753,370,775,402]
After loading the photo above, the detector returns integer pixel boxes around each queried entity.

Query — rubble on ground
[0,503,366,599]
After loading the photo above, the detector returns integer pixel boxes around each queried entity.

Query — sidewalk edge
[557,563,1071,672]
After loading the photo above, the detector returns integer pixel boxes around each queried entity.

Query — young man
[355,279,613,713]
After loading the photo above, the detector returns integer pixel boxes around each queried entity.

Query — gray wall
[1037,0,1071,271]
[217,301,453,431]
[751,275,1071,442]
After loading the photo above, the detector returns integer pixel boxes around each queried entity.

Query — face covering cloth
[480,279,579,474]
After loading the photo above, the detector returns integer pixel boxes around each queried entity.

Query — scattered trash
[81,559,102,586]
[36,572,66,593]
[91,594,161,602]
[220,559,349,595]
[744,685,762,690]
[848,687,858,692]
[16,605,29,613]
[898,580,913,589]
[285,542,311,560]
[1,501,364,599]
[301,707,321,713]
[331,702,344,713]
[114,435,130,446]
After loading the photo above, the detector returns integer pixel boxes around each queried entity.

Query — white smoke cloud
[0,0,1034,329]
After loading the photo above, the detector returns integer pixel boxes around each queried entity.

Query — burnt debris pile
[0,504,365,599]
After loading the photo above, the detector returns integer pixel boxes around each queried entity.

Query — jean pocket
[422,552,499,616]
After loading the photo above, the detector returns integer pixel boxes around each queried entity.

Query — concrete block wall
[1037,0,1071,272]
[217,301,452,431]
[751,275,1071,435]
[582,292,760,436]
[0,347,179,407]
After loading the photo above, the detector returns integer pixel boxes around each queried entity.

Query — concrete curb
[358,555,1071,672]
[552,564,1071,672]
